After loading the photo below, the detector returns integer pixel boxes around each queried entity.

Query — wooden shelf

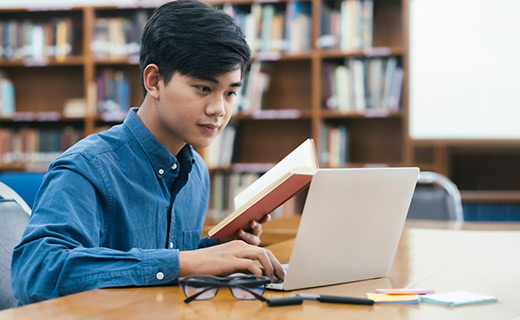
[93,57,140,65]
[253,51,313,61]
[461,191,520,203]
[207,0,312,5]
[0,163,50,173]
[0,113,86,122]
[0,163,25,171]
[232,109,312,120]
[319,46,404,59]
[0,56,85,67]
[321,109,403,119]
[327,162,404,168]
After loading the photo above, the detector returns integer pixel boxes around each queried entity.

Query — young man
[12,0,284,305]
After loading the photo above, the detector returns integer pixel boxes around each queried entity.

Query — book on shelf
[209,171,261,222]
[319,123,349,167]
[91,10,149,59]
[334,64,352,112]
[96,69,130,114]
[260,4,275,52]
[208,138,318,239]
[351,59,367,111]
[0,18,74,61]
[318,0,373,51]
[204,124,236,168]
[223,1,311,54]
[0,73,15,117]
[63,98,86,118]
[286,1,312,53]
[322,57,403,113]
[0,127,81,165]
[55,18,73,62]
[235,61,271,114]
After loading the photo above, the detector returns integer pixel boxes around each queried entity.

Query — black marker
[302,294,374,305]
[267,296,304,307]
[267,294,374,307]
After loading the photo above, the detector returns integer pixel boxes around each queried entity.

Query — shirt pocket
[181,229,202,250]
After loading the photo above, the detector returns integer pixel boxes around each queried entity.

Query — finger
[249,220,262,236]
[266,249,285,281]
[233,242,275,279]
[258,214,271,224]
[234,258,263,276]
[238,229,261,246]
[246,248,274,280]
[232,242,274,277]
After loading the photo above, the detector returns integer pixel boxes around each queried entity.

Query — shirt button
[172,163,177,170]
[156,272,164,280]
[158,169,164,175]
[169,242,174,249]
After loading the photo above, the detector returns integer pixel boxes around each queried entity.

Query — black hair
[139,0,251,95]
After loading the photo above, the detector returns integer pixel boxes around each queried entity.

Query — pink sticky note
[375,288,435,295]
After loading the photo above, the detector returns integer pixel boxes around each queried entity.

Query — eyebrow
[198,77,242,88]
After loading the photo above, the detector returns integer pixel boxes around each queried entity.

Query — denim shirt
[12,108,214,305]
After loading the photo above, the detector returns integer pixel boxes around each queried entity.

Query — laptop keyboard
[271,264,289,284]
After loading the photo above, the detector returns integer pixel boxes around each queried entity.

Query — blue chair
[0,172,44,209]
[0,182,31,310]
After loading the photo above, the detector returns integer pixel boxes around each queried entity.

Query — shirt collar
[124,108,195,178]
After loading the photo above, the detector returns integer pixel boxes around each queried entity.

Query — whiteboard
[408,0,520,140]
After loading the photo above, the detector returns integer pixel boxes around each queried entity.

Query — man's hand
[215,213,271,247]
[236,214,271,246]
[178,239,285,281]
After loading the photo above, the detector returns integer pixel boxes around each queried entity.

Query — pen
[299,294,374,305]
[266,296,304,307]
[267,294,374,307]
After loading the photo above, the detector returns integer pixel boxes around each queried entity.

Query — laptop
[267,167,419,291]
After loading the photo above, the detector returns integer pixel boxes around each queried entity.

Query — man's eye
[196,86,211,93]
[227,91,237,97]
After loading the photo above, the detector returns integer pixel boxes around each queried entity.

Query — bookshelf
[2,1,515,220]
[0,0,406,219]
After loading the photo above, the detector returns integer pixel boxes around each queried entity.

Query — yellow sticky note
[367,293,420,304]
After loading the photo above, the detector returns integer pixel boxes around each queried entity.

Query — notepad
[420,291,497,306]
[366,293,420,304]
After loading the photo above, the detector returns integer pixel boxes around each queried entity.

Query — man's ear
[143,64,161,99]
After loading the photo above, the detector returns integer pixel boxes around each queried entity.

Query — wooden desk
[2,222,520,319]
[206,216,520,245]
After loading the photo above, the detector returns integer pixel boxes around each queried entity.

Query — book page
[233,139,317,209]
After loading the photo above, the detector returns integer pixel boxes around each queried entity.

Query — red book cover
[208,172,313,239]
[208,138,318,239]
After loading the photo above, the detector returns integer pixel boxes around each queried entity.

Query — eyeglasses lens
[183,283,218,300]
[181,275,269,302]
[230,286,265,300]
[229,278,266,300]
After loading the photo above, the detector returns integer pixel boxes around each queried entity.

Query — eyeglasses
[179,275,270,303]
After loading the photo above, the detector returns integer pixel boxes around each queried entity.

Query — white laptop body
[267,167,419,291]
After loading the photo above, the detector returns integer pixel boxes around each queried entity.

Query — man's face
[153,69,242,154]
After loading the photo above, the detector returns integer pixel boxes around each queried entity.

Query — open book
[208,138,318,239]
